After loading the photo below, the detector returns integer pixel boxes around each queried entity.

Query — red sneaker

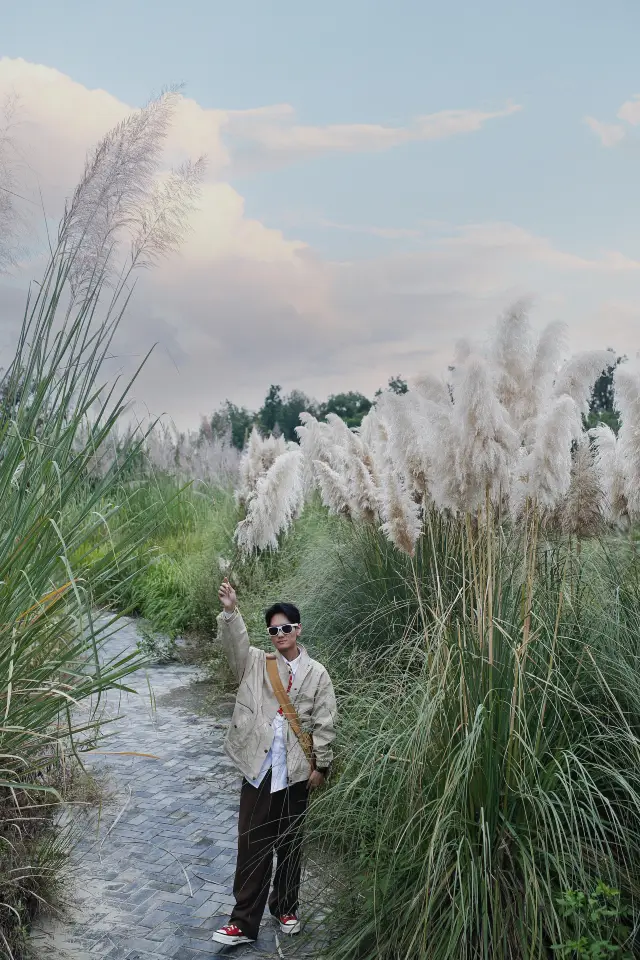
[211,922,254,946]
[277,913,301,935]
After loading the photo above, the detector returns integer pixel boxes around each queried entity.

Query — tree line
[207,375,409,449]
[205,354,623,451]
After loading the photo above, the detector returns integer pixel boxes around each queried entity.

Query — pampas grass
[234,448,304,553]
[232,305,624,557]
[614,364,640,520]
[297,514,640,960]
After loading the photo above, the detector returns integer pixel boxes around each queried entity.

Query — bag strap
[265,654,307,745]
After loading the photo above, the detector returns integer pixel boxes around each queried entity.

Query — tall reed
[0,89,203,957]
[294,511,640,959]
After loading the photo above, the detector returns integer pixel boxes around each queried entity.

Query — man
[211,577,337,947]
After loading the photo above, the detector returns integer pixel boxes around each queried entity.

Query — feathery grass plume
[450,356,518,513]
[379,462,422,555]
[357,407,391,476]
[420,398,461,515]
[514,394,579,513]
[349,455,380,523]
[234,449,304,553]
[553,349,615,417]
[129,157,206,268]
[324,412,381,520]
[411,371,452,408]
[297,411,341,469]
[313,458,353,518]
[613,363,640,519]
[491,300,534,425]
[376,391,431,498]
[0,94,23,272]
[143,419,239,486]
[61,89,178,293]
[237,427,288,506]
[591,423,629,529]
[488,306,570,449]
[517,319,569,448]
[559,435,604,536]
[297,411,355,509]
[530,319,568,393]
[59,88,205,297]
[357,407,382,448]
[237,426,264,505]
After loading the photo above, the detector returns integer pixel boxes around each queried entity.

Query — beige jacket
[217,610,337,786]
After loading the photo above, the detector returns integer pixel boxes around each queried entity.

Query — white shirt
[248,651,301,793]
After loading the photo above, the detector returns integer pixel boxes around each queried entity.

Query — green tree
[258,384,283,435]
[208,400,255,450]
[376,374,408,398]
[257,385,317,442]
[279,389,317,442]
[320,391,372,429]
[585,351,625,434]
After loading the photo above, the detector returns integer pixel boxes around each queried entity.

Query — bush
[90,479,239,637]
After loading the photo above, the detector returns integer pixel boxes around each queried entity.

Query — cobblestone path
[30,616,293,960]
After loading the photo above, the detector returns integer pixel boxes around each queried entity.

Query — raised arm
[217,578,250,683]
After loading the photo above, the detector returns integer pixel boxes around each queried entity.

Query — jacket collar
[274,643,312,692]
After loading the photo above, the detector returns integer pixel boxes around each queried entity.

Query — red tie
[277,670,293,715]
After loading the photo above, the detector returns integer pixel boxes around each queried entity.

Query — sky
[2,0,640,429]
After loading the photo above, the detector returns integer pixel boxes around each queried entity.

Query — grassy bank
[271,512,640,959]
[106,471,640,958]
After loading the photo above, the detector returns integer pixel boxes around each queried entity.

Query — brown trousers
[230,772,309,940]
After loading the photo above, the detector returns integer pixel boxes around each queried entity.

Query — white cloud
[584,116,626,147]
[225,101,522,169]
[0,59,639,429]
[319,220,422,239]
[616,94,640,126]
[585,91,640,147]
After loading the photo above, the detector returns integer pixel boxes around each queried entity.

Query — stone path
[30,616,313,960]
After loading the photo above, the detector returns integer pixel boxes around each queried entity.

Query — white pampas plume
[530,321,568,394]
[422,399,460,515]
[359,408,389,461]
[454,336,475,366]
[453,357,519,513]
[516,395,579,511]
[379,465,422,556]
[376,391,431,498]
[412,373,451,408]
[237,428,289,506]
[350,456,380,523]
[613,364,640,518]
[296,412,338,467]
[357,408,390,490]
[560,437,604,536]
[518,320,569,448]
[313,459,352,517]
[553,349,614,419]
[237,427,264,505]
[491,301,534,425]
[235,449,304,554]
[591,423,629,528]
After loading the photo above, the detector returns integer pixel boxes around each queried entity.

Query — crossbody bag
[265,654,315,770]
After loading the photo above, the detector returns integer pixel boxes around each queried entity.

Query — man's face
[268,612,302,659]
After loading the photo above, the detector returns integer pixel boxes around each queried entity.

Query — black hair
[265,601,301,627]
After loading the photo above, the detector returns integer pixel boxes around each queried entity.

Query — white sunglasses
[267,623,300,637]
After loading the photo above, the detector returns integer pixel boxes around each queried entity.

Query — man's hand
[218,577,238,612]
[307,769,326,791]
